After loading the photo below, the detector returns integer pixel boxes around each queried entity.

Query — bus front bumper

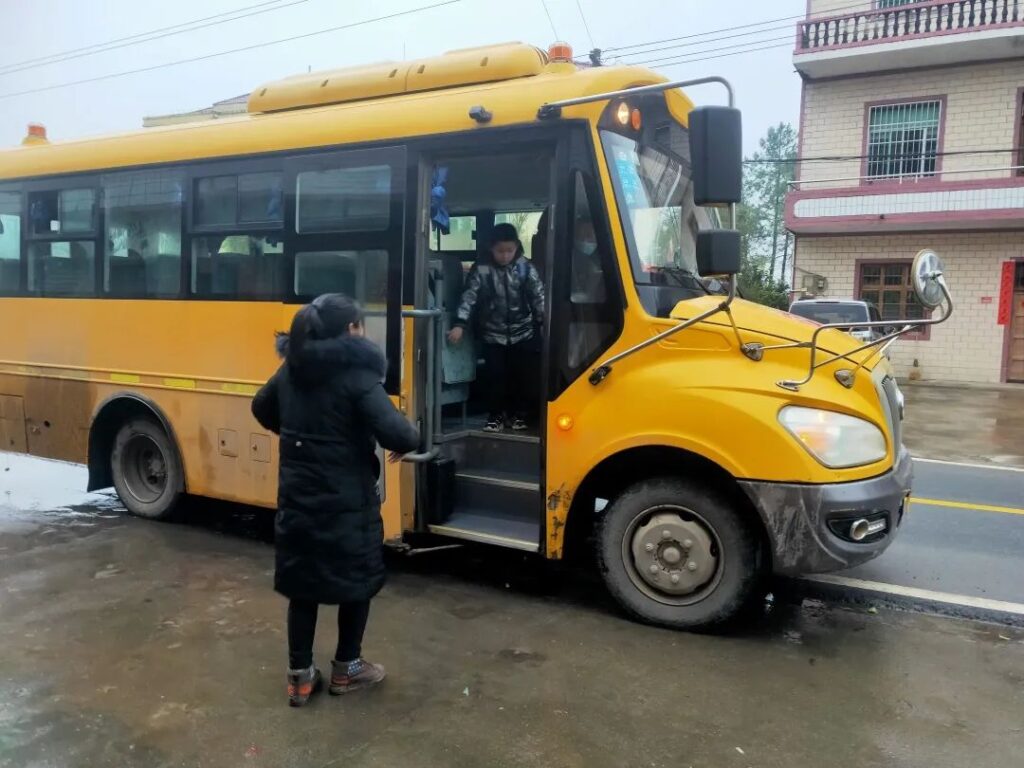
[738,448,913,576]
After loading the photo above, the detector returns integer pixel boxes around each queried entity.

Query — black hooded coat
[252,334,419,604]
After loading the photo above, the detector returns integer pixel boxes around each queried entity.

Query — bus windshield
[602,126,722,317]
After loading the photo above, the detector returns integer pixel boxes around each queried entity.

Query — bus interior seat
[39,243,92,295]
[107,250,147,295]
[429,251,476,408]
[211,253,243,295]
[294,251,357,296]
[148,254,182,296]
[0,260,19,291]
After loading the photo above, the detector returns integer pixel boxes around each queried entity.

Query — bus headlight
[778,406,887,469]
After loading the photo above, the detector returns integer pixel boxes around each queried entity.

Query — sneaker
[483,417,504,433]
[329,658,386,695]
[286,665,322,707]
[510,416,528,431]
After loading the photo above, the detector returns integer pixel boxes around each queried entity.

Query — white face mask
[579,240,597,256]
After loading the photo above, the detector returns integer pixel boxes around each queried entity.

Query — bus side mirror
[689,106,742,206]
[696,230,741,277]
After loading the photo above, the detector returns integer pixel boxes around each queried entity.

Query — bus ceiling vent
[247,42,548,114]
[22,123,49,146]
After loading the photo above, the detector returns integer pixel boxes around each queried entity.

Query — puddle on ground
[0,452,123,534]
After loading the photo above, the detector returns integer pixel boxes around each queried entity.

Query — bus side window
[190,171,285,300]
[290,148,405,364]
[103,169,184,298]
[26,187,98,298]
[0,191,21,294]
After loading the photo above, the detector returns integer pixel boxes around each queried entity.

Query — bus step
[428,510,540,552]
[446,433,540,476]
[454,468,539,491]
[455,474,541,519]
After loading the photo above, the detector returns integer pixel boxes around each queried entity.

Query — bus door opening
[417,146,554,552]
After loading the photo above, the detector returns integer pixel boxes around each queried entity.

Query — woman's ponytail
[275,293,363,362]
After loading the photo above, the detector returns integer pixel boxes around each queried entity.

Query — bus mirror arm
[588,279,737,385]
[537,76,735,119]
[777,282,953,391]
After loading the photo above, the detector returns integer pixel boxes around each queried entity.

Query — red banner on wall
[998,262,1016,325]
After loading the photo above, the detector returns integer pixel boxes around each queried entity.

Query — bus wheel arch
[88,395,186,519]
[563,446,770,628]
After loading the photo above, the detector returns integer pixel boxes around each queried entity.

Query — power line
[628,35,794,67]
[0,0,301,76]
[627,40,794,71]
[575,0,596,49]
[540,0,560,40]
[614,20,798,61]
[0,1,462,101]
[603,0,871,54]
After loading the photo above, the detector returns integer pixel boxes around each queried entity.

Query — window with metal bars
[857,261,930,339]
[1018,95,1024,177]
[875,0,929,8]
[866,100,941,181]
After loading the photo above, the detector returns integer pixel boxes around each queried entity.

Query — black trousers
[287,598,371,670]
[482,339,535,420]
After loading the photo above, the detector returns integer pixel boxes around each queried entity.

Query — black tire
[111,418,183,520]
[595,477,762,630]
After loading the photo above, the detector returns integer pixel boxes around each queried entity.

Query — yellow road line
[910,497,1024,516]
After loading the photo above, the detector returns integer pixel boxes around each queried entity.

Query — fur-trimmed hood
[275,333,387,383]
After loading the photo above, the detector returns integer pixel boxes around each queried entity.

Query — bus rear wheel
[596,477,761,630]
[111,418,183,520]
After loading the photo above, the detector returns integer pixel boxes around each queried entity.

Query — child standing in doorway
[447,223,545,432]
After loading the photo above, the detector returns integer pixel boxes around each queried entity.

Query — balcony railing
[798,0,1024,52]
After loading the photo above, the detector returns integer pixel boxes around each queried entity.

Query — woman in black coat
[252,293,419,707]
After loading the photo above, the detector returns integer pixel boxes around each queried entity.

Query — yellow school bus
[0,43,951,628]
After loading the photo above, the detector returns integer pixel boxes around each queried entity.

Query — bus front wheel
[596,477,762,630]
[111,419,183,520]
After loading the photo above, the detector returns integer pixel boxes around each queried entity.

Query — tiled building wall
[808,0,874,19]
[799,60,1024,189]
[795,232,1018,383]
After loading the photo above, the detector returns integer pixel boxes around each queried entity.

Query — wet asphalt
[2,450,1024,768]
[824,386,1024,609]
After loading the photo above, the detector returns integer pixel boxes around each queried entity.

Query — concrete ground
[901,383,1024,468]
[2,457,1023,768]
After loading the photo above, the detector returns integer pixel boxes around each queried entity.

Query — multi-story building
[787,0,1024,384]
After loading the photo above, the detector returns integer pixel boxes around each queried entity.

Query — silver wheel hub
[630,513,717,596]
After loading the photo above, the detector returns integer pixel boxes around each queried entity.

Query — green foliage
[738,122,798,309]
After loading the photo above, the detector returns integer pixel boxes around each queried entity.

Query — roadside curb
[790,575,1024,629]
[898,378,1024,393]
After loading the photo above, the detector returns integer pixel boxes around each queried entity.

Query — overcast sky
[1,0,803,156]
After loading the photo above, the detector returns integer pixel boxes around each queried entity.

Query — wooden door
[1009,263,1024,383]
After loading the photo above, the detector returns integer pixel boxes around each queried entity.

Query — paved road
[2,453,1023,768]
[815,458,1024,616]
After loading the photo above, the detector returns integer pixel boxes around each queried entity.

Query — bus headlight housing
[778,406,887,469]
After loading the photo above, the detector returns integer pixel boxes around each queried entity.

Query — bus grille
[876,374,903,455]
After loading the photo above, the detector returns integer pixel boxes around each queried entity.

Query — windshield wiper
[650,266,714,295]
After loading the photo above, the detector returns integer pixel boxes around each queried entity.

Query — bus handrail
[400,308,442,463]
